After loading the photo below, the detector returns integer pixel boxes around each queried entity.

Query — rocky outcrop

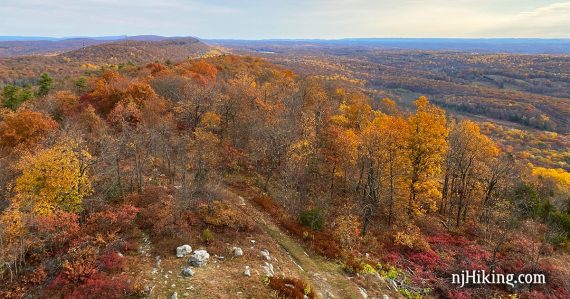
[189,250,210,267]
[176,245,192,258]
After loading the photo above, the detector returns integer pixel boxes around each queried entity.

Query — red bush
[408,250,442,271]
[67,273,133,299]
[447,290,472,299]
[22,266,47,286]
[85,204,140,235]
[268,277,316,299]
[382,251,401,265]
[98,252,125,273]
[32,211,80,251]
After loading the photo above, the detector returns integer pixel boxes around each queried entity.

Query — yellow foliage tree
[15,141,93,215]
[442,119,499,226]
[0,201,25,244]
[374,113,411,226]
[407,96,448,216]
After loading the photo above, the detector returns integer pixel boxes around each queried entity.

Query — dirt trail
[229,188,365,299]
[130,183,396,298]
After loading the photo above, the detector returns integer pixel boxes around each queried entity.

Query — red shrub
[122,240,140,253]
[447,290,472,299]
[458,244,491,270]
[98,252,125,273]
[67,273,134,299]
[382,251,401,265]
[21,265,47,286]
[268,277,316,299]
[85,204,140,235]
[32,211,80,251]
[408,250,442,271]
[127,185,171,207]
[428,234,470,247]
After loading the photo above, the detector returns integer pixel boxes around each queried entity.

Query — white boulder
[176,245,192,258]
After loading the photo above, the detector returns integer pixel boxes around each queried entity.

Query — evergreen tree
[38,72,54,96]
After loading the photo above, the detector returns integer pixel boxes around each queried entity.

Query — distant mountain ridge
[61,37,211,64]
[0,35,194,57]
[0,37,214,84]
[209,38,570,55]
[0,35,175,42]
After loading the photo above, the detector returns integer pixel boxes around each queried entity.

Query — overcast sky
[1,0,569,39]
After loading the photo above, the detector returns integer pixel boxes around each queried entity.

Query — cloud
[479,1,570,37]
[0,0,568,38]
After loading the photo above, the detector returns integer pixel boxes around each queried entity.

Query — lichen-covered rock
[260,249,271,261]
[262,262,274,277]
[232,247,243,257]
[176,244,192,258]
[189,250,210,267]
[182,267,194,277]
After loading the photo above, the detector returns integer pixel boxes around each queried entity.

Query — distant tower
[82,39,85,49]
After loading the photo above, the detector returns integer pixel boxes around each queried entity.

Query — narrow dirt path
[259,221,363,299]
[229,188,365,299]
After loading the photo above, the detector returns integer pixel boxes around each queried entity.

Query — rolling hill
[0,37,215,84]
[0,35,183,58]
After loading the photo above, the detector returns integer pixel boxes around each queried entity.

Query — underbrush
[267,276,317,299]
[0,204,144,299]
[126,185,257,255]
[250,192,342,259]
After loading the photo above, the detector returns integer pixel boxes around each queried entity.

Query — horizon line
[2,35,570,41]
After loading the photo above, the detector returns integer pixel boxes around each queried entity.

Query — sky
[1,0,569,39]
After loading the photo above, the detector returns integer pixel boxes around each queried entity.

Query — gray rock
[382,295,389,299]
[176,245,192,258]
[182,267,194,277]
[260,249,271,261]
[243,266,251,277]
[189,250,210,267]
[262,262,274,277]
[232,247,244,257]
[171,292,178,299]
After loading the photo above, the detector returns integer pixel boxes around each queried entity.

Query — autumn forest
[0,37,569,299]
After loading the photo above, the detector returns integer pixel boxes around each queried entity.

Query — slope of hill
[0,38,216,84]
[0,35,180,58]
[1,51,569,299]
[0,39,109,57]
[61,38,211,64]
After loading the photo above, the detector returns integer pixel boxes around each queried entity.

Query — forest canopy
[1,55,569,299]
